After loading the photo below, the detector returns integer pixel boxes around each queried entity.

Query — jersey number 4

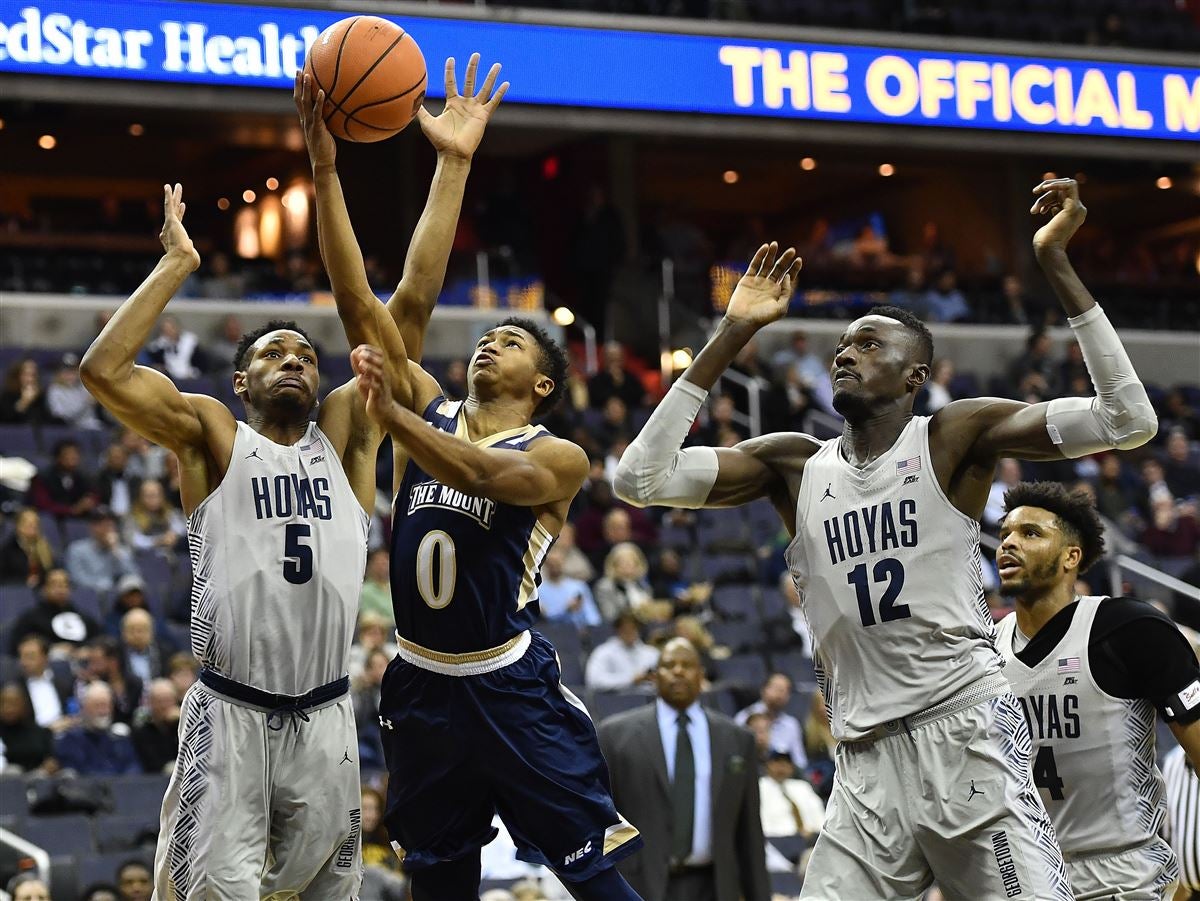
[847,558,910,627]
[417,530,458,609]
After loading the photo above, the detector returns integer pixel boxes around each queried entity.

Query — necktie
[672,711,695,863]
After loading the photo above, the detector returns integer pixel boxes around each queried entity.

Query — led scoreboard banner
[0,1,1198,141]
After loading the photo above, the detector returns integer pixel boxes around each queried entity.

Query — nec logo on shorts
[564,840,593,866]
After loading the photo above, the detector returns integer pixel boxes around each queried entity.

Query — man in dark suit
[16,633,75,729]
[598,637,770,901]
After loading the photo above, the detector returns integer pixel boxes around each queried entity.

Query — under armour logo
[820,484,836,502]
[902,475,919,485]
[339,747,353,765]
[309,455,325,465]
[379,716,393,730]
[967,780,984,801]
[245,448,263,461]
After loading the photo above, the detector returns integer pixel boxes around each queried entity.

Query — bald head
[81,680,114,727]
[656,637,704,711]
[122,607,154,651]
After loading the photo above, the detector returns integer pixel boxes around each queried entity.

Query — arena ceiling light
[879,163,895,176]
[128,123,144,136]
[265,177,279,190]
[799,157,817,171]
[723,170,740,184]
[243,189,256,203]
[1156,176,1173,189]
[37,134,56,150]
[551,307,575,327]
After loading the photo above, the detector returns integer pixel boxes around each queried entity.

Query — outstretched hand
[723,242,803,330]
[1031,177,1087,253]
[418,53,508,161]
[160,184,200,271]
[351,344,397,426]
[295,70,336,169]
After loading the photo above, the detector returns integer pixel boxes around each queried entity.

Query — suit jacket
[598,704,770,901]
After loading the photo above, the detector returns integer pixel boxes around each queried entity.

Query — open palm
[725,243,803,329]
[419,53,508,160]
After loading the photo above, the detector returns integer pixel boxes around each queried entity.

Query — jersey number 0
[417,530,458,609]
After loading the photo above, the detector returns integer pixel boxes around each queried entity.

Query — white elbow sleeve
[614,379,720,508]
[1044,305,1158,458]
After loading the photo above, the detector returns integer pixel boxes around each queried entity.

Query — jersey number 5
[284,524,314,584]
[417,530,457,609]
[848,558,910,627]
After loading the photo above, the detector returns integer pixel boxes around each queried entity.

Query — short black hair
[116,859,152,880]
[52,439,80,458]
[233,320,316,371]
[494,316,569,417]
[865,305,934,364]
[1003,481,1106,573]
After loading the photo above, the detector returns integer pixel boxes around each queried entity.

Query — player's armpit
[706,433,812,508]
[934,397,1064,464]
[1168,718,1200,772]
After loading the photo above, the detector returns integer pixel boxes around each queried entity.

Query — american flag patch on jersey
[1057,657,1081,674]
[896,455,921,475]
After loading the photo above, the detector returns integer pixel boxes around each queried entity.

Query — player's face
[830,317,926,417]
[237,330,320,415]
[656,642,704,709]
[996,506,1078,598]
[469,326,552,405]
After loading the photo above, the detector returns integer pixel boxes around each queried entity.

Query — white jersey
[187,422,369,696]
[996,596,1168,855]
[784,415,1000,741]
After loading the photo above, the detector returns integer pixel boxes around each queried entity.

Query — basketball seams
[345,72,428,116]
[329,17,356,107]
[336,30,408,113]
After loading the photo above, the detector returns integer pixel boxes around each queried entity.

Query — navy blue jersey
[390,397,555,654]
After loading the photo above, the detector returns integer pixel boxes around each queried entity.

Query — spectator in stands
[353,647,388,770]
[1007,329,1058,398]
[360,785,403,873]
[584,611,658,691]
[8,875,51,901]
[123,478,186,552]
[1093,453,1138,524]
[28,439,98,518]
[0,682,55,773]
[194,250,246,300]
[592,506,634,571]
[78,636,144,727]
[1158,388,1198,441]
[1163,429,1200,499]
[442,359,469,402]
[95,443,135,518]
[803,691,837,799]
[778,572,812,658]
[537,543,601,628]
[121,608,174,683]
[924,358,955,413]
[46,352,102,429]
[132,677,179,774]
[1140,457,1176,514]
[598,396,631,452]
[652,548,712,615]
[598,637,770,901]
[359,547,394,625]
[348,612,397,683]
[735,673,807,770]
[745,710,772,769]
[888,266,927,313]
[983,458,1024,532]
[8,568,100,653]
[80,884,120,901]
[920,269,971,323]
[66,509,140,595]
[117,427,166,482]
[54,681,139,775]
[105,573,151,637]
[1140,497,1200,558]
[144,314,209,380]
[594,542,655,622]
[115,860,152,901]
[1058,341,1088,393]
[206,313,243,379]
[999,274,1033,325]
[770,331,832,414]
[588,343,645,411]
[0,507,56,586]
[16,634,73,729]
[574,478,656,563]
[0,358,53,424]
[758,748,825,840]
[167,652,198,700]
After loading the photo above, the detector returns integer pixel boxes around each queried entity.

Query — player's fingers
[477,62,501,100]
[485,82,510,112]
[769,247,797,282]
[746,244,769,277]
[314,89,327,121]
[464,53,480,97]
[174,184,183,206]
[163,184,171,212]
[759,241,779,277]
[444,57,458,98]
[416,105,433,126]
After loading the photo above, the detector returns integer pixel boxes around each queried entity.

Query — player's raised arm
[387,53,508,361]
[613,243,805,510]
[941,178,1157,462]
[79,185,220,455]
[351,344,587,507]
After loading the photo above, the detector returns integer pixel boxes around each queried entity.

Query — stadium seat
[714,653,768,689]
[700,687,737,717]
[0,425,39,459]
[71,587,104,621]
[77,851,153,892]
[709,620,758,654]
[61,517,91,547]
[700,554,757,584]
[711,586,759,620]
[586,690,651,723]
[92,814,160,853]
[581,623,613,652]
[768,833,810,863]
[107,774,170,817]
[0,584,39,621]
[37,513,63,554]
[536,621,583,660]
[770,870,804,896]
[20,813,95,855]
[772,650,816,687]
[0,776,29,817]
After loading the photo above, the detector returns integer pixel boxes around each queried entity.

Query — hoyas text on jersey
[823,499,918,566]
[407,480,497,529]
[1018,693,1082,741]
[251,475,333,521]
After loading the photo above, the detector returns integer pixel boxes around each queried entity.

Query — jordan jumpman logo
[339,747,353,765]
[967,780,984,801]
[821,483,836,502]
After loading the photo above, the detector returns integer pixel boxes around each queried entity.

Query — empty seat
[107,774,169,817]
[714,653,768,689]
[0,425,40,459]
[0,776,30,817]
[19,812,94,855]
[77,851,153,892]
[586,690,651,723]
[0,585,39,620]
[712,586,759,621]
[700,554,756,584]
[92,813,160,853]
[768,833,810,863]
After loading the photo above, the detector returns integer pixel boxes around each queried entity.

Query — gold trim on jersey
[451,408,547,448]
[515,519,555,612]
[602,819,641,856]
[396,632,525,665]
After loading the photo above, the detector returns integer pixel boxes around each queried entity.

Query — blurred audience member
[771,331,832,413]
[594,542,654,622]
[8,568,101,653]
[124,479,186,552]
[8,874,52,901]
[803,692,837,797]
[96,443,136,518]
[554,521,594,583]
[735,673,807,769]
[1092,454,1137,524]
[573,480,655,564]
[28,440,98,517]
[54,681,140,775]
[1158,389,1198,441]
[924,359,955,413]
[66,509,140,594]
[537,544,601,628]
[1140,498,1200,558]
[983,458,1023,532]
[360,785,403,873]
[194,250,246,299]
[359,548,394,626]
[584,612,657,691]
[115,860,153,901]
[0,507,56,586]
[1140,458,1176,513]
[145,315,209,380]
[105,574,151,637]
[1000,274,1032,325]
[348,613,397,682]
[80,883,121,901]
[118,428,167,482]
[588,343,645,411]
[1007,330,1058,399]
[745,710,772,768]
[16,634,74,729]
[167,653,198,699]
[46,353,102,429]
[1163,429,1200,499]
[442,359,469,402]
[132,678,180,774]
[353,647,388,769]
[0,358,53,424]
[758,749,825,840]
[121,607,174,683]
[78,636,144,727]
[0,682,56,773]
[207,313,244,378]
[921,269,970,322]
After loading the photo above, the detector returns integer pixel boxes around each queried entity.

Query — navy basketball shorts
[378,630,642,882]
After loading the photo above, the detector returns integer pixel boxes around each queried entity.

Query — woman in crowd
[123,479,187,553]
[0,682,56,773]
[0,358,53,424]
[0,508,56,586]
[593,542,654,621]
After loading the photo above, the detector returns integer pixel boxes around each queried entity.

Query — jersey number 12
[848,558,910,627]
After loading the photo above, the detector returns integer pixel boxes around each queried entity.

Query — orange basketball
[303,16,427,143]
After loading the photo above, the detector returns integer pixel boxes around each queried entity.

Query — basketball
[303,16,427,143]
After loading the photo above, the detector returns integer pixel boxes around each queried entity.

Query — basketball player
[81,160,469,899]
[614,177,1159,899]
[300,76,644,900]
[995,481,1200,899]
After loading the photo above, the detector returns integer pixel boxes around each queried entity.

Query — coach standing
[598,637,769,901]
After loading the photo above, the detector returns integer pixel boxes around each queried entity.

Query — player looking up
[613,177,1159,899]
